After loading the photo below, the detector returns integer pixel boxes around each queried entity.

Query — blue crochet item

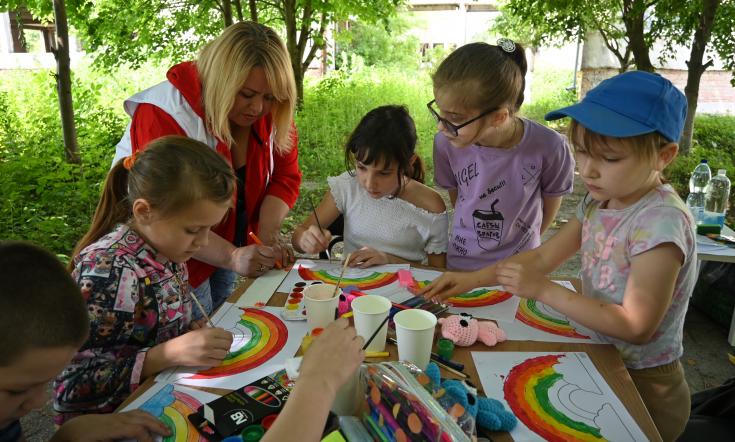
[425,362,517,433]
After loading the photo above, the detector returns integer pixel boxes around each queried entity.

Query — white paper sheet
[471,351,647,442]
[409,268,521,322]
[156,304,308,389]
[276,259,409,299]
[235,269,289,307]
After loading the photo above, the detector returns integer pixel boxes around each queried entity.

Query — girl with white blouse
[292,105,448,268]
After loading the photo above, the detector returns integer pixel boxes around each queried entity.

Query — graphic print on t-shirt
[473,198,504,251]
[521,161,540,186]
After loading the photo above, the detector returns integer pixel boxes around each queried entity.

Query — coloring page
[472,352,647,442]
[156,305,308,389]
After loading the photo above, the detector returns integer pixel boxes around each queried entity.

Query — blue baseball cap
[545,71,687,142]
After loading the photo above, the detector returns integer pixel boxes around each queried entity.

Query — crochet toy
[438,313,507,347]
[425,362,517,433]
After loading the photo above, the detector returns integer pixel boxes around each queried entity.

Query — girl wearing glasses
[292,105,449,268]
[429,39,575,270]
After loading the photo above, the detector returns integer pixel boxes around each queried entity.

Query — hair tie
[123,154,136,170]
[497,38,516,53]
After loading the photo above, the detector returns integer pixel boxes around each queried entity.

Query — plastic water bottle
[702,169,731,228]
[686,159,711,223]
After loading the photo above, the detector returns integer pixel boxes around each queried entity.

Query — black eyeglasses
[426,99,498,137]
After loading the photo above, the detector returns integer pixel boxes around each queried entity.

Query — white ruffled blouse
[328,172,449,263]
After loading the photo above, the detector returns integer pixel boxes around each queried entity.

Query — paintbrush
[189,292,215,328]
[308,198,330,262]
[362,314,391,350]
[331,252,352,298]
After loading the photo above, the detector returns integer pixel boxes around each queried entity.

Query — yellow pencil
[364,351,390,358]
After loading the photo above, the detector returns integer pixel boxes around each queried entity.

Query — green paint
[226,318,263,359]
[534,372,603,438]
[527,300,570,326]
[159,413,177,442]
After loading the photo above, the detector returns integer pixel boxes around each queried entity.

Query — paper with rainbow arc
[472,351,648,442]
[409,268,521,321]
[501,281,603,343]
[121,382,220,442]
[276,259,410,299]
[156,304,308,390]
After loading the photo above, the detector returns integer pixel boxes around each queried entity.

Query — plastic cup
[394,309,437,371]
[303,283,340,330]
[351,295,391,352]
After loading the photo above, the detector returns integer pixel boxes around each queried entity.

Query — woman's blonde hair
[197,21,296,153]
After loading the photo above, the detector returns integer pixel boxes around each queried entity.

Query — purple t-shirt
[434,118,574,270]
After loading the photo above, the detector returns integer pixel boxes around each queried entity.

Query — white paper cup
[394,309,437,371]
[303,283,340,330]
[351,295,391,352]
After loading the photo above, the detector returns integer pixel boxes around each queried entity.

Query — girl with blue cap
[422,71,695,441]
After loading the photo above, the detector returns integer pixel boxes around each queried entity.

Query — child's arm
[420,218,583,301]
[261,318,363,442]
[540,196,563,234]
[447,188,458,207]
[51,410,171,442]
[498,243,683,344]
[292,191,340,254]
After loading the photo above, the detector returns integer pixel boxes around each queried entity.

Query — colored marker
[364,351,389,358]
[248,231,282,269]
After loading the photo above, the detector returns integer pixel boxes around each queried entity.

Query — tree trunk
[283,0,303,105]
[222,0,233,27]
[622,0,655,72]
[248,0,257,22]
[51,0,80,164]
[680,0,720,154]
[232,0,244,22]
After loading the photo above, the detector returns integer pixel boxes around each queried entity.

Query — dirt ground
[19,173,735,441]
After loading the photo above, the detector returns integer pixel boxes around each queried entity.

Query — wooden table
[243,278,662,442]
[121,275,662,441]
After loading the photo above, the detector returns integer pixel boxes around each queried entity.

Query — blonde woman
[113,22,301,317]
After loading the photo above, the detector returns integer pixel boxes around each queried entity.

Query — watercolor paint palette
[280,280,323,321]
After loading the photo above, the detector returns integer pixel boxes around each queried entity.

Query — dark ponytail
[345,105,423,197]
[69,162,130,270]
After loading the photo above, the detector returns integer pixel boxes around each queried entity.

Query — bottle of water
[702,169,731,228]
[687,159,711,223]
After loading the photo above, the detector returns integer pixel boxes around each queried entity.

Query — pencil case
[360,361,473,441]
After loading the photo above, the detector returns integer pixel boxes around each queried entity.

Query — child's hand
[189,318,208,330]
[298,318,364,398]
[348,247,389,268]
[297,225,333,254]
[51,410,171,442]
[164,327,233,368]
[418,271,472,301]
[496,262,550,300]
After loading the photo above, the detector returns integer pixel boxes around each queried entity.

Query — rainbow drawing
[297,266,398,290]
[515,299,590,339]
[191,308,288,378]
[414,280,513,308]
[139,384,207,442]
[503,354,605,442]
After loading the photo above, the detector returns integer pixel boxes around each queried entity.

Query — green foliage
[335,12,422,69]
[520,69,577,128]
[295,67,434,182]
